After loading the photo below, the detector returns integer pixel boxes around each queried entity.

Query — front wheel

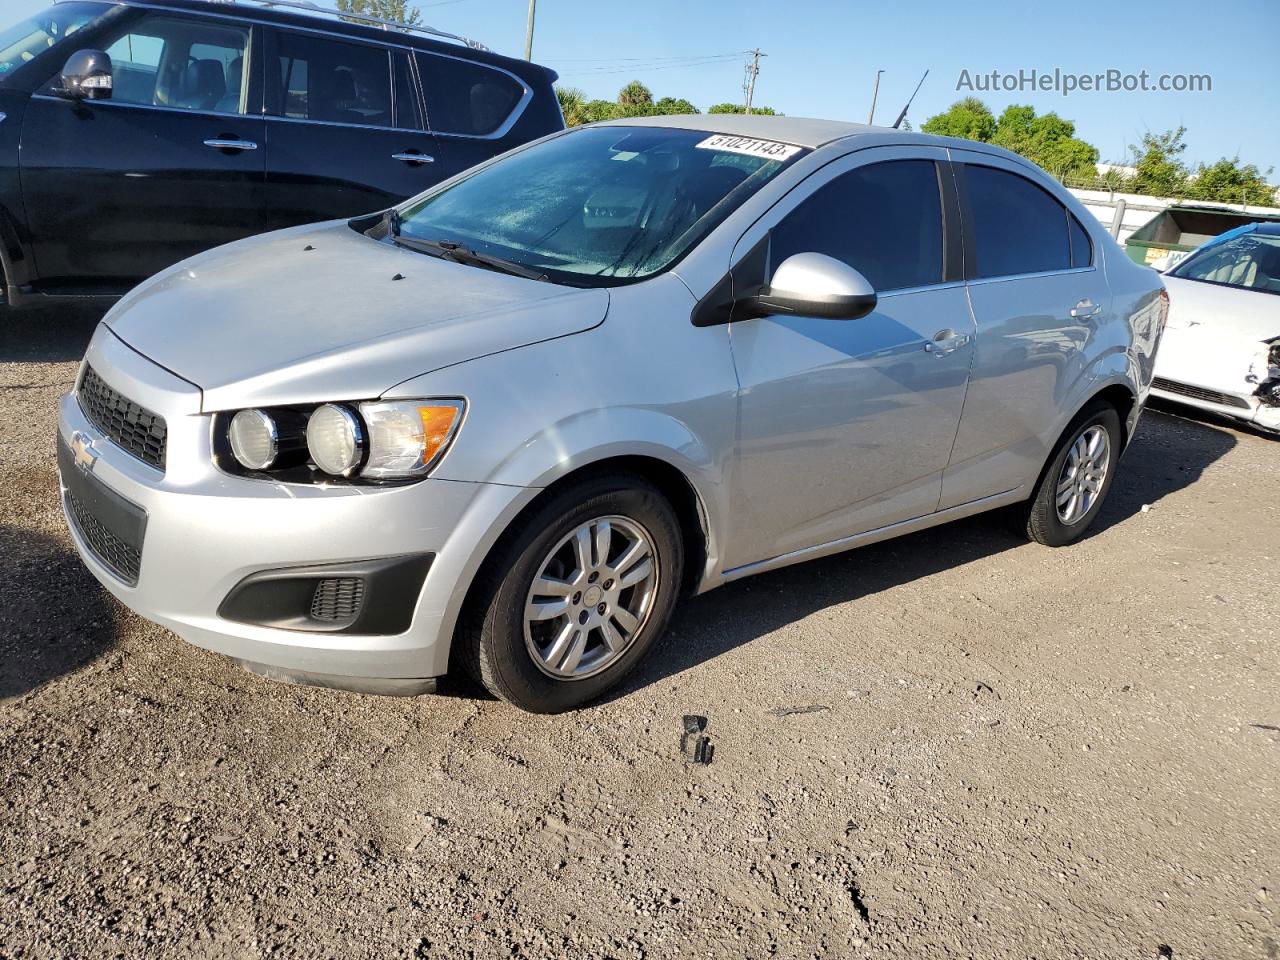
[458,474,684,713]
[1019,402,1123,546]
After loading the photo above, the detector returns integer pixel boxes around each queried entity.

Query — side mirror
[754,252,877,320]
[58,49,113,100]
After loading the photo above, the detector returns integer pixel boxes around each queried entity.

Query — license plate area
[58,438,148,586]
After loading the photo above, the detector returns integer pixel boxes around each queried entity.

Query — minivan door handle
[1070,298,1102,318]
[392,151,434,165]
[204,138,258,152]
[924,329,970,356]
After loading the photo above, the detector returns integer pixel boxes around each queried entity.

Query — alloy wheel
[1055,424,1111,525]
[523,515,659,679]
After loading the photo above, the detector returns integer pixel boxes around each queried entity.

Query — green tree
[707,102,780,115]
[653,96,699,115]
[1187,157,1276,206]
[335,0,420,27]
[617,81,654,112]
[1128,127,1190,197]
[556,86,590,127]
[920,97,996,142]
[990,104,1099,180]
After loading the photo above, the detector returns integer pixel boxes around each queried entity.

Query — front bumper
[57,327,530,690]
[1149,380,1280,434]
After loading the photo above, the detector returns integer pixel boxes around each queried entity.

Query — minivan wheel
[1020,401,1122,547]
[459,474,683,713]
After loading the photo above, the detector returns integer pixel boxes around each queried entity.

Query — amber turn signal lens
[417,404,462,465]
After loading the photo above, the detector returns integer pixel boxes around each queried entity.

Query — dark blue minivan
[0,0,563,309]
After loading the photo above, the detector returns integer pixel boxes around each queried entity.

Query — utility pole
[743,48,765,114]
[523,0,536,61]
[867,69,883,125]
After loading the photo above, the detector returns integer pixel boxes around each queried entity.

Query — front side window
[58,15,251,113]
[393,126,807,287]
[770,159,944,292]
[0,2,105,82]
[965,164,1072,279]
[1171,232,1280,294]
[416,53,523,136]
[274,32,390,127]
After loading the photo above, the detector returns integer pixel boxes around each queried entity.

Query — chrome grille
[1152,377,1251,410]
[78,366,167,469]
[66,490,142,585]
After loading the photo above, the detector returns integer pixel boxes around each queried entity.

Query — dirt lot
[1,306,1277,960]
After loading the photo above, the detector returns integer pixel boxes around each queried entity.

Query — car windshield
[1171,231,1280,294]
[394,126,808,287]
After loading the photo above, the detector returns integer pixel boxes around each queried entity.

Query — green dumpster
[1125,205,1280,266]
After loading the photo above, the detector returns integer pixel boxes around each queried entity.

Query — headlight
[306,404,365,476]
[228,409,278,471]
[220,398,464,483]
[359,399,464,479]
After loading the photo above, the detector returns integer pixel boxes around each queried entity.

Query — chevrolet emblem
[70,431,99,472]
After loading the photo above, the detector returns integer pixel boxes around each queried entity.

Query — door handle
[924,329,970,357]
[204,139,257,151]
[1070,298,1102,318]
[392,152,434,164]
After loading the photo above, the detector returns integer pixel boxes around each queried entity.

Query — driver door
[723,147,976,570]
[19,10,265,288]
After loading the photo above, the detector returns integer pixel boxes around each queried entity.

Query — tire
[458,473,684,713]
[1019,401,1123,547]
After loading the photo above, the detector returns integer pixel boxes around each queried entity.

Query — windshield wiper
[391,234,548,283]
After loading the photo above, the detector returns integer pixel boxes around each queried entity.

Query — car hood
[1156,275,1278,391]
[104,221,610,411]
[1161,275,1277,340]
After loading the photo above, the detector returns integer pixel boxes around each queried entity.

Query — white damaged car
[1152,222,1280,435]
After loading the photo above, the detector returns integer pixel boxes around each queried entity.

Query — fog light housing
[307,404,364,476]
[228,409,278,470]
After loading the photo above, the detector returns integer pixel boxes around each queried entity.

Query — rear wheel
[458,474,683,713]
[1019,401,1122,546]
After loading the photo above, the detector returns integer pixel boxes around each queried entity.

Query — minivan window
[770,160,944,292]
[275,32,391,127]
[392,50,421,130]
[965,164,1071,278]
[75,16,250,114]
[0,2,104,81]
[394,126,807,286]
[416,52,523,136]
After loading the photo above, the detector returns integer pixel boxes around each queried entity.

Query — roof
[73,0,554,79]
[600,113,882,149]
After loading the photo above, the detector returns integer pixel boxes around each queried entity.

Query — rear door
[724,148,975,570]
[261,28,442,228]
[940,152,1112,509]
[19,10,265,287]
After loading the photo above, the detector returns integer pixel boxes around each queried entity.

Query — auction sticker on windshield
[696,134,801,161]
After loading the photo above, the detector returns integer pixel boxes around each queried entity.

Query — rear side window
[274,31,391,127]
[964,165,1071,278]
[416,52,524,136]
[1068,212,1092,268]
[770,159,944,292]
[71,15,249,114]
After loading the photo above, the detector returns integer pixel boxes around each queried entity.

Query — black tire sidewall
[1030,404,1123,545]
[478,479,683,713]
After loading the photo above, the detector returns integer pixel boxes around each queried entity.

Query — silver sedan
[57,115,1167,712]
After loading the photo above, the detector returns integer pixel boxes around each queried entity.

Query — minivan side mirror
[58,49,114,100]
[754,252,877,321]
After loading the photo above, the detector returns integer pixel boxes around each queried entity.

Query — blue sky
[11,0,1278,172]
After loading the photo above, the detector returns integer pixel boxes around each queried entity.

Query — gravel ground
[1,306,1277,959]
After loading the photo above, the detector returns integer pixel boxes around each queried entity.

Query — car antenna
[891,69,929,129]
